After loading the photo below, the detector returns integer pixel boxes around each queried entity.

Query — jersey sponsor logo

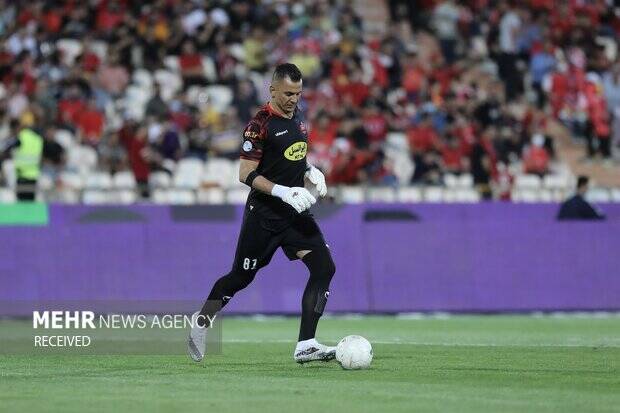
[284,141,307,161]
[242,140,253,152]
[275,130,288,137]
[244,130,259,138]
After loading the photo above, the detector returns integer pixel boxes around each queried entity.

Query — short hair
[577,175,589,189]
[272,63,302,83]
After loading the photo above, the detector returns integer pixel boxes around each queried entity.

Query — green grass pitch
[1,314,619,412]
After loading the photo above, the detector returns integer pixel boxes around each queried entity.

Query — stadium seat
[115,190,138,204]
[586,188,611,203]
[0,187,16,203]
[84,171,113,190]
[132,69,154,90]
[366,187,396,202]
[538,189,554,203]
[339,186,365,204]
[163,55,180,72]
[56,38,83,65]
[54,129,75,149]
[226,187,251,204]
[58,171,84,190]
[424,187,444,202]
[167,189,196,205]
[197,188,226,204]
[37,173,54,192]
[203,85,233,113]
[82,190,112,204]
[611,189,620,202]
[202,157,234,188]
[515,174,542,190]
[396,186,422,203]
[2,159,15,188]
[455,189,480,203]
[201,56,217,82]
[512,189,539,202]
[149,171,171,189]
[174,158,204,189]
[154,69,182,101]
[457,174,474,188]
[443,174,458,188]
[113,171,137,189]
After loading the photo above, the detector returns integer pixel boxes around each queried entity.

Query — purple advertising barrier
[0,203,619,314]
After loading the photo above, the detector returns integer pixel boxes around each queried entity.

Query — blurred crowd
[0,0,619,200]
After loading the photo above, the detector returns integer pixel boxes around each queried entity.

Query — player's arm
[239,159,275,194]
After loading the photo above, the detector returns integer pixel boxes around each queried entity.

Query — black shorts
[231,206,329,272]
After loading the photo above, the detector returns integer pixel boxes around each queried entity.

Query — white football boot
[187,311,207,362]
[293,338,336,364]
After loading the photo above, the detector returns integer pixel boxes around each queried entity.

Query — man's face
[270,76,302,116]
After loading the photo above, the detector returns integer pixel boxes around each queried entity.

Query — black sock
[298,249,335,341]
[198,269,256,327]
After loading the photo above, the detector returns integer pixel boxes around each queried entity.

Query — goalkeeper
[188,63,336,364]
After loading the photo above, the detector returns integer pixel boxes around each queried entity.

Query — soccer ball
[336,335,373,370]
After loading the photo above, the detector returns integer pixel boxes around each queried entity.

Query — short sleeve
[240,120,266,161]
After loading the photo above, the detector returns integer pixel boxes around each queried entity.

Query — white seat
[115,190,137,204]
[455,188,480,203]
[37,173,54,192]
[586,188,611,203]
[54,129,75,149]
[84,171,113,189]
[2,159,15,188]
[89,40,108,60]
[396,186,422,203]
[163,55,180,72]
[58,171,84,190]
[202,157,234,188]
[424,187,444,202]
[201,55,217,82]
[203,85,233,112]
[152,189,169,204]
[154,69,182,101]
[339,186,364,204]
[226,187,251,204]
[113,171,137,189]
[174,159,204,189]
[149,171,171,188]
[176,158,205,175]
[538,189,554,202]
[83,190,112,204]
[168,189,196,204]
[512,189,539,202]
[56,38,83,65]
[611,188,620,202]
[543,174,570,190]
[132,69,153,90]
[515,174,542,190]
[0,187,16,203]
[457,174,474,188]
[197,188,226,204]
[443,174,458,188]
[366,187,396,202]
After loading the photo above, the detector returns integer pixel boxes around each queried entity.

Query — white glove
[304,164,327,197]
[271,184,316,213]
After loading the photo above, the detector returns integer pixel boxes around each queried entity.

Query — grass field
[1,314,619,412]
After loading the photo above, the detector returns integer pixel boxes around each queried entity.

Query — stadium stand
[0,0,618,204]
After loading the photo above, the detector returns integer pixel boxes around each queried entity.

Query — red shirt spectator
[362,108,388,144]
[58,97,86,125]
[76,102,105,143]
[120,124,150,183]
[523,143,549,175]
[407,119,439,153]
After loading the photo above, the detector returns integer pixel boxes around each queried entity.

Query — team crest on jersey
[284,141,307,161]
[243,140,253,152]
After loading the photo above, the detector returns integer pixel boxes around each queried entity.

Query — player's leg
[188,210,279,362]
[281,216,337,363]
[293,246,336,363]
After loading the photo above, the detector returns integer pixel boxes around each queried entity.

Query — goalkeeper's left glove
[304,164,327,197]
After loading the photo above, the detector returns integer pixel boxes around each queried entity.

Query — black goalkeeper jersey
[240,103,309,222]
